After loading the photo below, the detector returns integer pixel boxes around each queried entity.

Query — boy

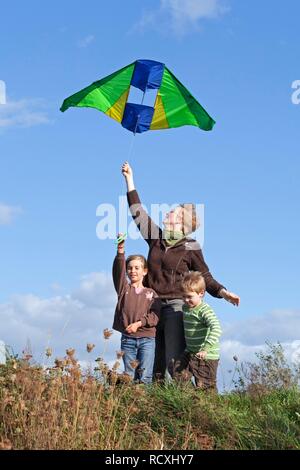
[112,234,161,384]
[172,271,222,391]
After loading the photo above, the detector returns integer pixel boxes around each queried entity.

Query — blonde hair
[179,204,200,235]
[126,255,148,270]
[181,271,206,294]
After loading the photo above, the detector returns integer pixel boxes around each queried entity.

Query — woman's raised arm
[121,162,161,244]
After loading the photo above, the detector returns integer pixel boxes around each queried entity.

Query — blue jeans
[121,335,155,384]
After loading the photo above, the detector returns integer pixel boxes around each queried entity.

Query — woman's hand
[220,289,240,306]
[121,161,135,192]
[122,161,133,178]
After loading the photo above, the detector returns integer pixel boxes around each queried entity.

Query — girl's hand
[125,321,142,334]
[221,289,240,306]
[116,233,125,253]
[121,161,133,179]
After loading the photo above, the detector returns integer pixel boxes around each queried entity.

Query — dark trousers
[153,299,186,380]
[172,350,219,391]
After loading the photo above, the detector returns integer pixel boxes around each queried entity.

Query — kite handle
[114,233,127,245]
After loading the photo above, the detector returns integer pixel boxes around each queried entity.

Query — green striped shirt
[183,302,222,360]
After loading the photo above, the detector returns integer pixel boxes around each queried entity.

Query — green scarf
[162,229,185,246]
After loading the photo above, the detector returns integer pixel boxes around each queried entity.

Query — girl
[112,234,161,384]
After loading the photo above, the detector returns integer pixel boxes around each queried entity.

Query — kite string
[126,112,140,161]
[127,130,136,162]
[126,90,146,161]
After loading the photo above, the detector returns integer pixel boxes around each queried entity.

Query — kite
[60,59,215,134]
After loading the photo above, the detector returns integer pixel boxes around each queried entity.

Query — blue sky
[1,1,300,379]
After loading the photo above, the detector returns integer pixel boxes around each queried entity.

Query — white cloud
[0,272,120,365]
[222,309,300,345]
[134,0,229,36]
[72,272,116,309]
[221,339,300,365]
[78,35,95,48]
[0,98,51,129]
[0,203,22,225]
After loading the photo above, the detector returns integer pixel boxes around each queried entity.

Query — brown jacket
[127,190,226,300]
[112,253,161,338]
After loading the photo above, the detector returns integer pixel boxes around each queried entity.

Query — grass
[0,342,299,450]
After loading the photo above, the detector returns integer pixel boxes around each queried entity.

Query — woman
[122,161,240,379]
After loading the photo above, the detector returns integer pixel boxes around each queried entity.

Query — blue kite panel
[121,103,154,134]
[131,59,164,92]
